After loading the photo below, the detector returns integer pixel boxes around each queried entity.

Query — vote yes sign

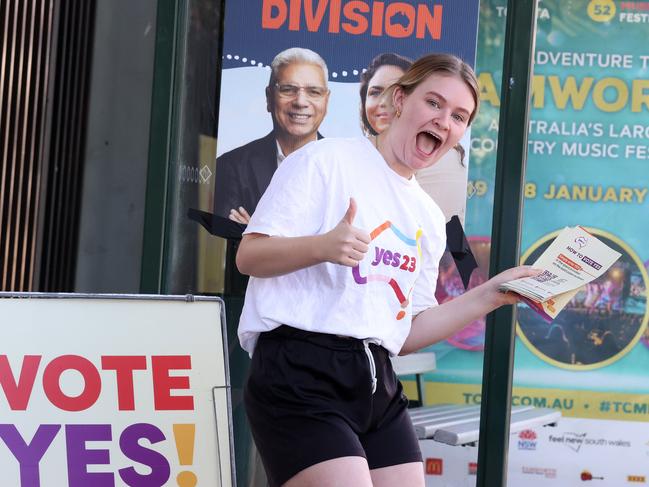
[0,294,233,487]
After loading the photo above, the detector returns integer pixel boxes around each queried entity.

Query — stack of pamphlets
[499,226,621,322]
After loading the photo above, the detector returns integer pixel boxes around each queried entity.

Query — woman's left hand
[229,206,251,225]
[484,265,542,307]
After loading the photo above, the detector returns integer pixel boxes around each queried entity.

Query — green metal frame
[140,0,178,293]
[476,0,538,486]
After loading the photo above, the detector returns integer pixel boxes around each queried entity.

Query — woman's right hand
[237,198,371,278]
[319,198,371,267]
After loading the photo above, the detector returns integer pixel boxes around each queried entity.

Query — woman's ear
[392,86,404,117]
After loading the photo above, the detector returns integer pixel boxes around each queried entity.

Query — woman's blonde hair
[388,53,480,126]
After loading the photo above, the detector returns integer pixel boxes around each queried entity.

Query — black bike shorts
[244,325,422,487]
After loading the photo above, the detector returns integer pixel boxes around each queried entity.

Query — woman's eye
[452,113,465,122]
[368,89,382,97]
[428,99,439,108]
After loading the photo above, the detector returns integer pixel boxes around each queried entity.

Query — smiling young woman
[235,53,538,487]
[374,55,479,179]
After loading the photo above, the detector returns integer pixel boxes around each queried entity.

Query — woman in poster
[359,52,412,136]
[236,53,538,487]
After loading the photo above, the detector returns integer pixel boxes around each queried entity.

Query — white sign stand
[0,293,235,487]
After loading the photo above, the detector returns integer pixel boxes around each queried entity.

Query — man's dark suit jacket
[213,132,278,295]
[213,131,277,218]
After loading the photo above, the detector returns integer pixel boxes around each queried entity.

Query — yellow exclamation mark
[174,424,198,487]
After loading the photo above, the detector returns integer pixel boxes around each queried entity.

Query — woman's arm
[236,198,371,277]
[401,265,540,354]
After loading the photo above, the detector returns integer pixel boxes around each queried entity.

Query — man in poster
[213,47,330,220]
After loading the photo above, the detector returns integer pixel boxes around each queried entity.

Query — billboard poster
[213,0,481,222]
[212,2,482,483]
[418,1,649,483]
[427,0,649,423]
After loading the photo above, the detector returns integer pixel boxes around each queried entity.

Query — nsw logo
[518,429,537,450]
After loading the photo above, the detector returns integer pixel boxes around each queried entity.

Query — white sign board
[419,417,649,486]
[0,294,234,487]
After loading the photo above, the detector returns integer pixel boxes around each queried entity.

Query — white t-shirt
[238,137,447,356]
[415,149,468,225]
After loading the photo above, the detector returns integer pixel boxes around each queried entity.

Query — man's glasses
[274,83,328,100]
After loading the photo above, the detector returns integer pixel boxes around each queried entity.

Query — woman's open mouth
[416,131,442,156]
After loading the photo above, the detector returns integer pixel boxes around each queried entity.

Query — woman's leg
[245,330,377,486]
[359,346,424,486]
[283,457,374,487]
[370,461,425,487]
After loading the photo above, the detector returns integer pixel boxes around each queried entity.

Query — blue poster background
[217,0,480,155]
[221,0,479,75]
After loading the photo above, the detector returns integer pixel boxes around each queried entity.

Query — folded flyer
[499,226,621,322]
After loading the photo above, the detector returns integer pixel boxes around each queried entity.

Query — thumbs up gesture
[321,198,371,267]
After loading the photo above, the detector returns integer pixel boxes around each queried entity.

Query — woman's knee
[370,461,425,487]
[283,456,373,487]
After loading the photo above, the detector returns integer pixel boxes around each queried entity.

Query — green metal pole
[476,0,537,486]
[140,0,178,293]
